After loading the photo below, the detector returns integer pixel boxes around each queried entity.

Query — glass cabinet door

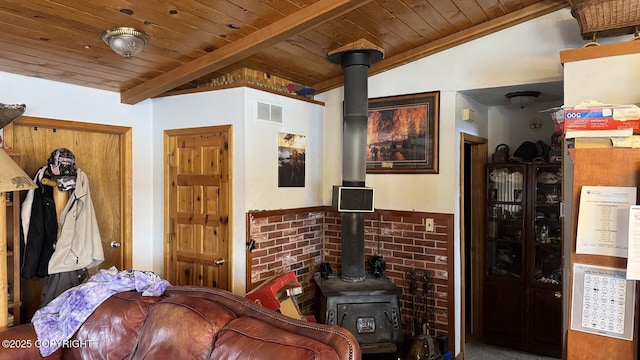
[533,245,562,285]
[532,164,562,285]
[487,165,525,203]
[487,204,523,240]
[484,162,564,357]
[486,241,522,278]
[486,165,525,279]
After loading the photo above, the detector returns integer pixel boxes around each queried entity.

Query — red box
[561,108,640,134]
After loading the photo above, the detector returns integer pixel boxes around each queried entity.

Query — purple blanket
[31,267,170,357]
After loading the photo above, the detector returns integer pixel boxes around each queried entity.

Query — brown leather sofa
[0,286,361,360]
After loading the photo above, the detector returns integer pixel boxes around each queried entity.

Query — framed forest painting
[366,91,439,174]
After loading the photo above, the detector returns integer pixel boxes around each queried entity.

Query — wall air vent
[256,101,283,124]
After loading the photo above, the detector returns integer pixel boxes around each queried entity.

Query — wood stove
[316,40,403,355]
[315,274,403,354]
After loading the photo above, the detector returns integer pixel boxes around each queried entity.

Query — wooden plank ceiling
[0,0,569,104]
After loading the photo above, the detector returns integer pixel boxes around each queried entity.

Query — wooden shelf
[8,301,21,309]
[2,149,22,328]
[560,40,640,64]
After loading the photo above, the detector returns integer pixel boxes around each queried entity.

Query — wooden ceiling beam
[121,0,373,104]
[312,0,569,94]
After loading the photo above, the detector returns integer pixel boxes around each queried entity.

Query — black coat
[20,176,58,279]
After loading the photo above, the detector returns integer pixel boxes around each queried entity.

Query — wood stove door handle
[339,313,347,327]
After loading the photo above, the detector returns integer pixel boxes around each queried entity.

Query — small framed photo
[514,190,522,202]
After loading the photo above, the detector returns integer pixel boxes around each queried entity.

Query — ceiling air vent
[256,101,282,124]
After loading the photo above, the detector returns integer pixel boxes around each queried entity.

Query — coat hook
[246,239,256,252]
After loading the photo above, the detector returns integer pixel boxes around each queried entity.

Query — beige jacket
[48,169,104,274]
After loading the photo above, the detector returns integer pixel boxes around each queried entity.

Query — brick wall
[247,208,326,314]
[247,207,454,348]
[325,209,454,345]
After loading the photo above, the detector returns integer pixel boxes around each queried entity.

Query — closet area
[2,117,131,324]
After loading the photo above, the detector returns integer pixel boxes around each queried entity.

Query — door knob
[554,291,562,299]
[110,241,121,248]
[213,258,225,266]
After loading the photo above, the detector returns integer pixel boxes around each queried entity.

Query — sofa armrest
[164,286,362,360]
[243,305,362,360]
[0,324,61,360]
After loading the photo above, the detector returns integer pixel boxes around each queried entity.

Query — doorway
[459,133,487,355]
[164,125,231,291]
[11,116,132,321]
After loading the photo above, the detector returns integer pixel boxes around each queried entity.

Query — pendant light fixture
[101,27,149,58]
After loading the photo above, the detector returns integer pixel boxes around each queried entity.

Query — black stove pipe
[329,47,383,282]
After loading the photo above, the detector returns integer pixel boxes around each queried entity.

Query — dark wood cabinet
[484,163,562,358]
[529,286,562,352]
[483,281,525,343]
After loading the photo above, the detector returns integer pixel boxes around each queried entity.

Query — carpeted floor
[464,340,561,360]
[361,339,562,360]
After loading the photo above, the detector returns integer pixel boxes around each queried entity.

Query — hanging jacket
[47,169,104,274]
[20,167,57,279]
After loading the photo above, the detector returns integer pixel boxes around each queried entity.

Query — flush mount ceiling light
[101,27,149,57]
[505,91,541,109]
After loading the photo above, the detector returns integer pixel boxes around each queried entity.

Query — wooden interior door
[9,117,132,320]
[165,126,230,290]
[460,134,487,351]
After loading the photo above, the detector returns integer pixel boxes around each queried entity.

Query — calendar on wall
[571,264,636,340]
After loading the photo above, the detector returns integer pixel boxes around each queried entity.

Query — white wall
[316,8,586,356]
[318,9,583,212]
[456,95,489,140]
[152,88,324,294]
[487,101,561,154]
[244,90,325,211]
